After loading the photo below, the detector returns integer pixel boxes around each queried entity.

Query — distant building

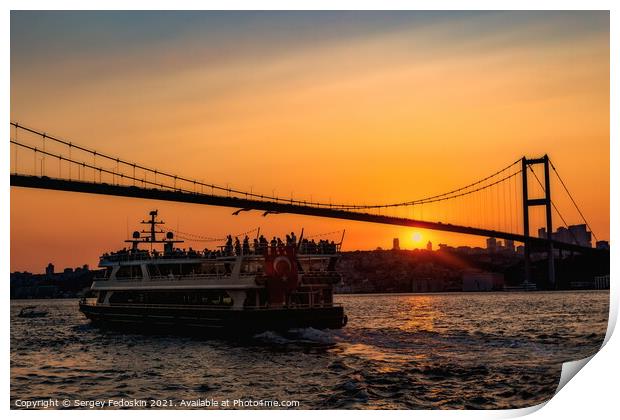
[392,238,400,251]
[412,277,446,293]
[11,264,104,299]
[426,241,432,251]
[538,227,548,239]
[45,263,54,276]
[596,240,610,250]
[538,224,592,247]
[456,246,473,255]
[568,225,592,247]
[472,247,486,255]
[462,271,504,291]
[438,243,454,252]
[486,237,497,253]
[504,239,515,253]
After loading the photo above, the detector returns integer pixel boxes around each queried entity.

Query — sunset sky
[10,11,609,273]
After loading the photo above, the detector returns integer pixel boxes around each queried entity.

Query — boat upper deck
[98,209,344,267]
[101,240,341,265]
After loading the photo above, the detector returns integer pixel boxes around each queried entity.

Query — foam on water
[289,327,338,344]
[252,330,290,345]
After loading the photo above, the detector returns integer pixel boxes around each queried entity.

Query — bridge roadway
[11,174,604,256]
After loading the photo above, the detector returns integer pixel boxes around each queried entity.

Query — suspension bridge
[9,122,608,285]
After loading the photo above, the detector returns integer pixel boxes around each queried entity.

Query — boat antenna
[150,210,158,241]
[297,228,305,249]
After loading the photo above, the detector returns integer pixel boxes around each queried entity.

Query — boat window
[200,262,219,275]
[109,291,145,304]
[150,263,204,276]
[152,263,177,276]
[240,262,252,274]
[132,290,234,306]
[147,264,163,277]
[115,265,142,278]
[179,263,202,275]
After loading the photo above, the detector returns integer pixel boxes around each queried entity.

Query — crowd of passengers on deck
[102,233,338,261]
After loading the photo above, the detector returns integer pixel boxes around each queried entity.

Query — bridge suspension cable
[526,164,579,244]
[335,167,522,210]
[331,158,522,210]
[548,158,598,242]
[171,226,261,243]
[11,122,341,208]
[10,139,195,193]
[306,229,345,239]
[9,122,523,214]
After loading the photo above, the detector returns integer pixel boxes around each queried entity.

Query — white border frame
[2,2,617,419]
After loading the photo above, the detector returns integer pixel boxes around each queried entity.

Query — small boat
[17,306,49,318]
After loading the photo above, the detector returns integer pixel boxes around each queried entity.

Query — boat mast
[141,210,165,242]
[124,210,183,254]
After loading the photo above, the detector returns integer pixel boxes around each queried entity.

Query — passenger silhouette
[242,235,250,255]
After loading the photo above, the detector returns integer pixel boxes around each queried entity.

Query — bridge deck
[10,174,603,255]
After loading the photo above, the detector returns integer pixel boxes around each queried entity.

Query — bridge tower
[521,155,555,287]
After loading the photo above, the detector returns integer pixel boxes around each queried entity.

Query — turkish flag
[264,245,298,290]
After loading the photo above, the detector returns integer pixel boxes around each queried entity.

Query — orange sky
[10,11,609,272]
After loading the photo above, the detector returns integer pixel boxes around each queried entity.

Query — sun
[412,232,422,243]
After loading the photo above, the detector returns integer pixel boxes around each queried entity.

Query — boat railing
[100,276,147,282]
[100,253,207,263]
[100,246,340,263]
[302,270,341,275]
[94,273,267,283]
[80,301,343,311]
[298,244,341,254]
[147,273,248,282]
[297,254,339,259]
[97,270,340,283]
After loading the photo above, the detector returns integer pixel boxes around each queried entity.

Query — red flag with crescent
[264,245,298,290]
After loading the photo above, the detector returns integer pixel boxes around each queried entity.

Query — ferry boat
[79,210,347,334]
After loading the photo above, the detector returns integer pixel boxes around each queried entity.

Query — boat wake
[289,327,338,345]
[252,327,339,346]
[252,330,291,345]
